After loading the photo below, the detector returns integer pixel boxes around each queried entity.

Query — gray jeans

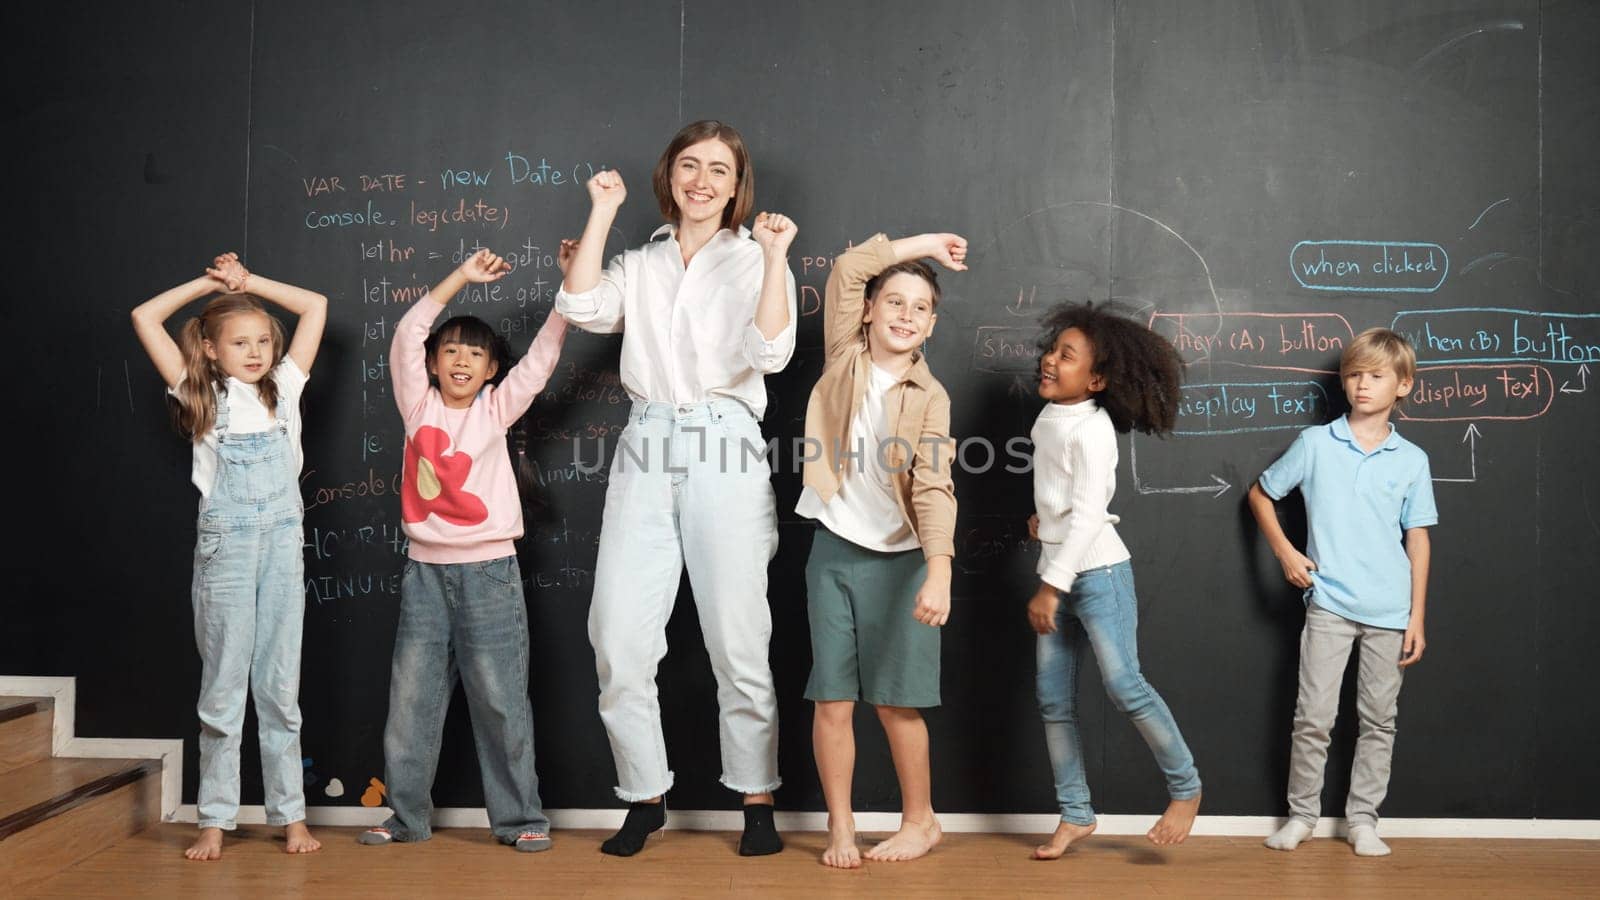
[380,556,548,843]
[1286,603,1405,828]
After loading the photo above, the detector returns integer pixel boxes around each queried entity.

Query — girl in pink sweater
[360,249,567,852]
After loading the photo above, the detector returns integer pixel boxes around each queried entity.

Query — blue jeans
[191,392,306,830]
[380,556,549,843]
[1035,560,1200,824]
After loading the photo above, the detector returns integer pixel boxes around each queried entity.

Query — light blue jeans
[191,392,307,830]
[380,556,549,843]
[588,399,781,801]
[1035,560,1201,825]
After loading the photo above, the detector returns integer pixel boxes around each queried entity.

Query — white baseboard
[10,676,1597,842]
[170,805,1600,840]
[0,676,184,822]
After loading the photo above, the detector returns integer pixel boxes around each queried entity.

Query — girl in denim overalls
[132,252,327,861]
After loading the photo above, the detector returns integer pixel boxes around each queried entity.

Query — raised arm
[750,211,799,341]
[563,170,625,295]
[207,253,328,375]
[490,310,569,425]
[130,274,221,388]
[823,232,967,364]
[553,171,629,333]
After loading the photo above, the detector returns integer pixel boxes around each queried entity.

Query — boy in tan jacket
[796,232,965,867]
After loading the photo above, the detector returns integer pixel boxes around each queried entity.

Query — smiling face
[669,137,739,228]
[864,272,938,359]
[428,340,500,409]
[1038,326,1104,404]
[1343,364,1411,419]
[203,310,278,383]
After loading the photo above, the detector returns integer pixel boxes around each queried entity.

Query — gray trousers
[1287,603,1405,828]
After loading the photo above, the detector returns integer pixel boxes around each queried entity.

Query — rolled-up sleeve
[741,266,797,373]
[555,252,627,334]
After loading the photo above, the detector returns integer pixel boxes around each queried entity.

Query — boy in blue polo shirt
[1247,327,1437,858]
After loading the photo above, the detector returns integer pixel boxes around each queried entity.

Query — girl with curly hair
[1022,302,1202,860]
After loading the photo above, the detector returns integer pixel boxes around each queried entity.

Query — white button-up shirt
[555,224,797,419]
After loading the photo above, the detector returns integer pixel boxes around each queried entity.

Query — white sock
[1347,823,1391,857]
[1264,819,1313,851]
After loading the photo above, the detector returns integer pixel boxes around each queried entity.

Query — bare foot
[285,821,322,854]
[1033,819,1096,860]
[1147,795,1202,846]
[821,817,861,869]
[864,817,941,862]
[185,827,223,861]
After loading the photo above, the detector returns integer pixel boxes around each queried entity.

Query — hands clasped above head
[206,252,251,292]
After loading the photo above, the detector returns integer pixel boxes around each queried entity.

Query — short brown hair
[1340,327,1417,384]
[652,120,755,230]
[865,260,942,308]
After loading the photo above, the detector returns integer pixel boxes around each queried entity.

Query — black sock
[600,801,665,857]
[738,803,783,856]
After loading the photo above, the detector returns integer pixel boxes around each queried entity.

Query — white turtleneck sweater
[1031,398,1132,592]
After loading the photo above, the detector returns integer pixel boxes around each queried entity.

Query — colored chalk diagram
[968,229,1595,496]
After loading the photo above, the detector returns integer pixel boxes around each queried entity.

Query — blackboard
[6,0,1597,821]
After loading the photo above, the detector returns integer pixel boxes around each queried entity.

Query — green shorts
[803,526,941,708]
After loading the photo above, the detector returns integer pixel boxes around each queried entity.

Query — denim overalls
[190,382,307,830]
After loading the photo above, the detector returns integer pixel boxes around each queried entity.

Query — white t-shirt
[797,363,919,552]
[172,358,308,499]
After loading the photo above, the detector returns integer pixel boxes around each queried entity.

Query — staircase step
[0,756,162,888]
[0,696,53,775]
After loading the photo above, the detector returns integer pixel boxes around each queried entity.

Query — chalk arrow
[1434,423,1481,483]
[1129,436,1233,498]
[1137,473,1232,498]
[1560,363,1589,394]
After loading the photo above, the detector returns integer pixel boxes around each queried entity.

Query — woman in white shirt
[556,120,798,857]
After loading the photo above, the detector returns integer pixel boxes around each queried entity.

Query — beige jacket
[801,233,957,560]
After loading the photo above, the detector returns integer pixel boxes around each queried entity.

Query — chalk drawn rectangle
[1291,240,1448,293]
[972,326,1039,374]
[1173,381,1330,436]
[1150,311,1354,374]
[1398,364,1555,422]
[1393,307,1600,365]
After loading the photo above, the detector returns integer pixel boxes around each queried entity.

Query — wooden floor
[18,825,1599,898]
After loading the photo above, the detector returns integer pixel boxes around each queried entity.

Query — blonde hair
[170,294,287,442]
[652,120,755,230]
[1340,327,1416,388]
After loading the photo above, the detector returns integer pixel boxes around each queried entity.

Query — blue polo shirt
[1259,416,1438,630]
